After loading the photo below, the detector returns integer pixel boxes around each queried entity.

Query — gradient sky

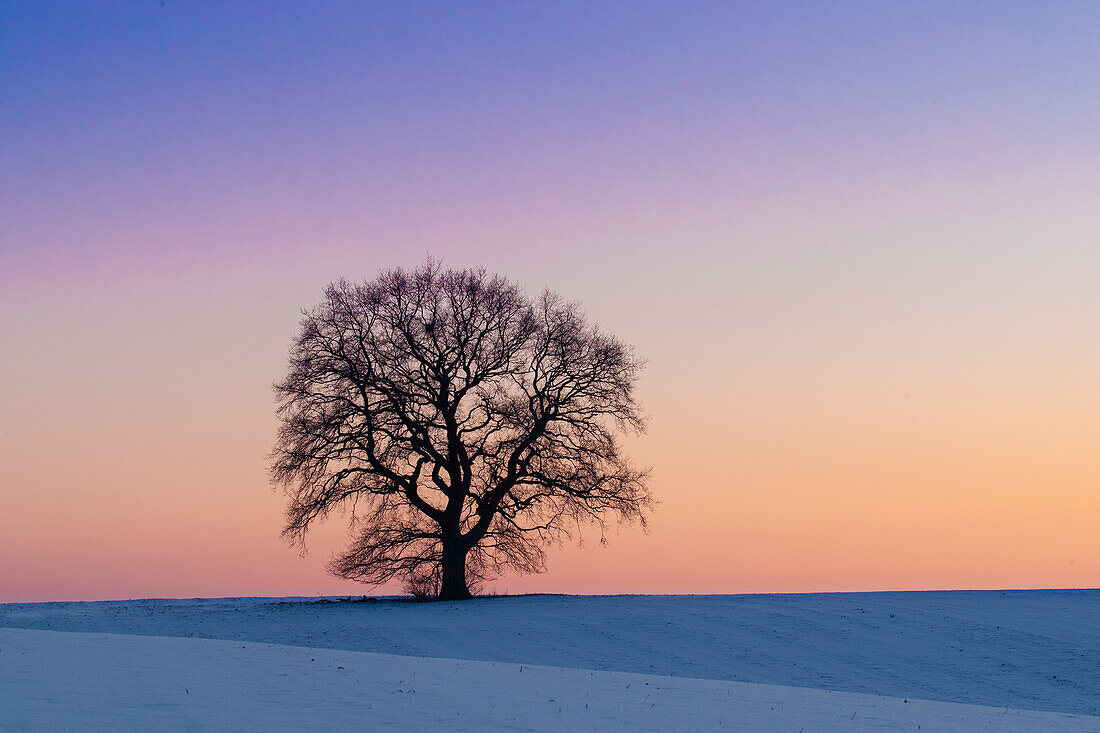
[2,2,1098,602]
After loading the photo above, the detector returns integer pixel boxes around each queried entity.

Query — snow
[2,628,1098,732]
[4,591,1098,715]
[2,591,1098,730]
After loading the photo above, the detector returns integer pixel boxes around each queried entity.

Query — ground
[2,591,1098,730]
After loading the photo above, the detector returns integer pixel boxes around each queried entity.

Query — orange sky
[3,207,1097,601]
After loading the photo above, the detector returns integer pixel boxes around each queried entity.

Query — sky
[2,1,1098,602]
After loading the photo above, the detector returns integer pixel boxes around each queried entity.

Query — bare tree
[271,260,652,600]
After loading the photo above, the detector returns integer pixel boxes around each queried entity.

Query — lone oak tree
[271,262,652,600]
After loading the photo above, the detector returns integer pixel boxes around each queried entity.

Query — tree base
[436,587,474,601]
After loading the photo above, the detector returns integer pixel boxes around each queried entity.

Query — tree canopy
[271,261,651,599]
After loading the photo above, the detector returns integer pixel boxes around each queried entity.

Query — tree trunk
[438,536,472,601]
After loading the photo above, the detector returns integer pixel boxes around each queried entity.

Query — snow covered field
[2,591,1098,731]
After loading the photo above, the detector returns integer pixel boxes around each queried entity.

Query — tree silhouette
[271,261,652,600]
